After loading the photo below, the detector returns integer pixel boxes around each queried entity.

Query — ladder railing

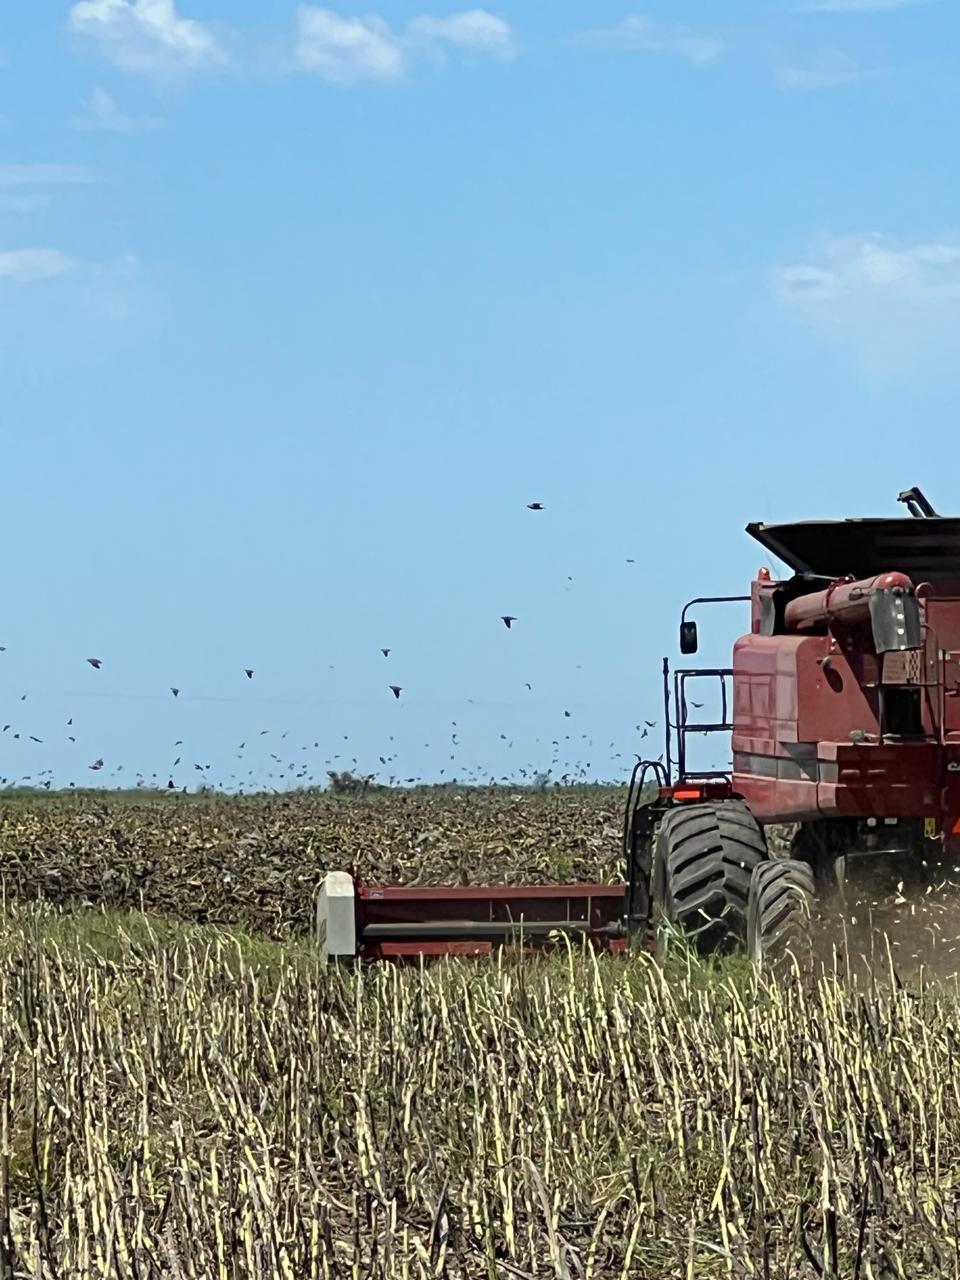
[673,667,735,783]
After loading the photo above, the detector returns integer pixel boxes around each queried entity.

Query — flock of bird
[0,502,678,792]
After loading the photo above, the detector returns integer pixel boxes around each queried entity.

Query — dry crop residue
[0,909,954,1277]
[0,787,624,936]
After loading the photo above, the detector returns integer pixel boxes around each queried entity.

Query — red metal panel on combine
[815,742,940,818]
[732,631,882,821]
[732,574,946,824]
[920,589,960,837]
[924,592,960,738]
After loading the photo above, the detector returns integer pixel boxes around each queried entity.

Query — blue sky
[0,0,957,790]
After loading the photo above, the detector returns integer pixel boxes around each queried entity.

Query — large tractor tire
[746,858,816,971]
[653,800,767,956]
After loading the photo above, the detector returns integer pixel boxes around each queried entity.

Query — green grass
[5,900,315,975]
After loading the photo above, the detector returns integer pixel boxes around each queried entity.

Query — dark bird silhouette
[381,648,391,658]
[691,701,704,709]
[87,658,102,669]
[89,759,104,771]
[29,736,41,744]
[389,685,402,699]
[564,710,572,718]
[67,719,72,726]
[526,502,544,511]
[645,721,656,728]
[525,682,532,690]
[501,616,517,629]
[244,668,254,679]
[167,779,175,789]
[171,687,180,697]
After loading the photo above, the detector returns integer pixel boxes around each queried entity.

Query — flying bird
[501,616,517,629]
[87,658,102,669]
[89,759,104,771]
[29,736,41,744]
[389,685,402,699]
[527,502,544,511]
[171,687,180,697]
[244,669,254,679]
[381,648,391,658]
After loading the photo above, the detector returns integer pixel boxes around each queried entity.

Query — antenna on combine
[897,487,939,518]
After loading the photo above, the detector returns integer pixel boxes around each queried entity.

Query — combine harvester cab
[320,487,960,967]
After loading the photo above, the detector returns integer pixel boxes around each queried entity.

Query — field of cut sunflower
[0,905,955,1278]
[0,786,625,936]
[1,788,960,1277]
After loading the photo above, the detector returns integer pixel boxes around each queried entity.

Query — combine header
[319,487,960,965]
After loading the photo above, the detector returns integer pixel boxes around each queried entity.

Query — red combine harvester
[318,487,960,965]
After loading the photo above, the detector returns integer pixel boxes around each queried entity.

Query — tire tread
[655,800,767,953]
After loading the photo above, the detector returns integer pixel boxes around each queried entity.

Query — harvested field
[0,788,624,937]
[4,789,960,1276]
[0,906,957,1277]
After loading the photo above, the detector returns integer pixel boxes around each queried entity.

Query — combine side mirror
[680,621,699,655]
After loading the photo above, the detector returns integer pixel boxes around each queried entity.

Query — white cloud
[72,86,161,132]
[0,166,95,218]
[775,235,960,305]
[0,164,97,188]
[778,48,862,88]
[774,234,960,378]
[407,10,516,59]
[294,6,516,83]
[68,0,228,77]
[803,0,925,11]
[579,15,723,65]
[295,9,405,82]
[0,249,75,283]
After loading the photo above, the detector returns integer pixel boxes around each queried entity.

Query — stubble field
[0,787,958,1277]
